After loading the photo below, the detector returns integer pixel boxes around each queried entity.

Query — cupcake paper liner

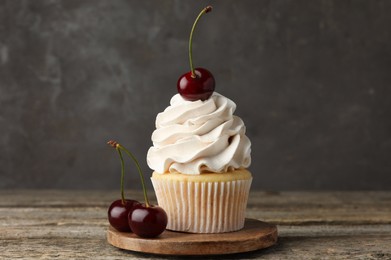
[151,176,252,233]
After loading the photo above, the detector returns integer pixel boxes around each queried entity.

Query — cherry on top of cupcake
[177,6,216,102]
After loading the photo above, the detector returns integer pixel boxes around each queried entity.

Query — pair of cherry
[107,141,167,238]
[108,199,167,238]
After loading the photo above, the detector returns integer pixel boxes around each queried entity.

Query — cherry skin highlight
[128,203,168,238]
[177,67,215,101]
[108,199,139,232]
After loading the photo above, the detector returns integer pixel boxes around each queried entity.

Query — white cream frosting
[147,92,251,174]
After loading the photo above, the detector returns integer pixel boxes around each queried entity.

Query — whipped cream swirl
[147,92,251,174]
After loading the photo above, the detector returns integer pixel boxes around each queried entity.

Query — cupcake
[147,5,252,233]
[147,92,252,233]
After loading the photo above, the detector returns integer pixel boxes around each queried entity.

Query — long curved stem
[189,6,212,78]
[116,148,126,204]
[118,144,150,207]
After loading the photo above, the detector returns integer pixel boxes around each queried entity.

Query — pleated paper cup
[151,169,252,233]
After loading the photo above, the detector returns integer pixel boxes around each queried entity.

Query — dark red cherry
[177,67,215,101]
[178,6,215,101]
[128,203,168,238]
[108,199,139,232]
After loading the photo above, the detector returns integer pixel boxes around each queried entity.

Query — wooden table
[1,190,390,259]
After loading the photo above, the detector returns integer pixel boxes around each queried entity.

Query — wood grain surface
[1,190,391,259]
[107,219,277,255]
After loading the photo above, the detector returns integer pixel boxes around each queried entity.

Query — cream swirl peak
[147,92,251,174]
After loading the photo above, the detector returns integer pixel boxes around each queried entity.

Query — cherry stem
[117,144,150,207]
[189,6,212,78]
[116,148,126,204]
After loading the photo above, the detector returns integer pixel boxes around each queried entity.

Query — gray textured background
[1,0,390,190]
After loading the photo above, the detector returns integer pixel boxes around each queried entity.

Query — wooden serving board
[107,218,278,255]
